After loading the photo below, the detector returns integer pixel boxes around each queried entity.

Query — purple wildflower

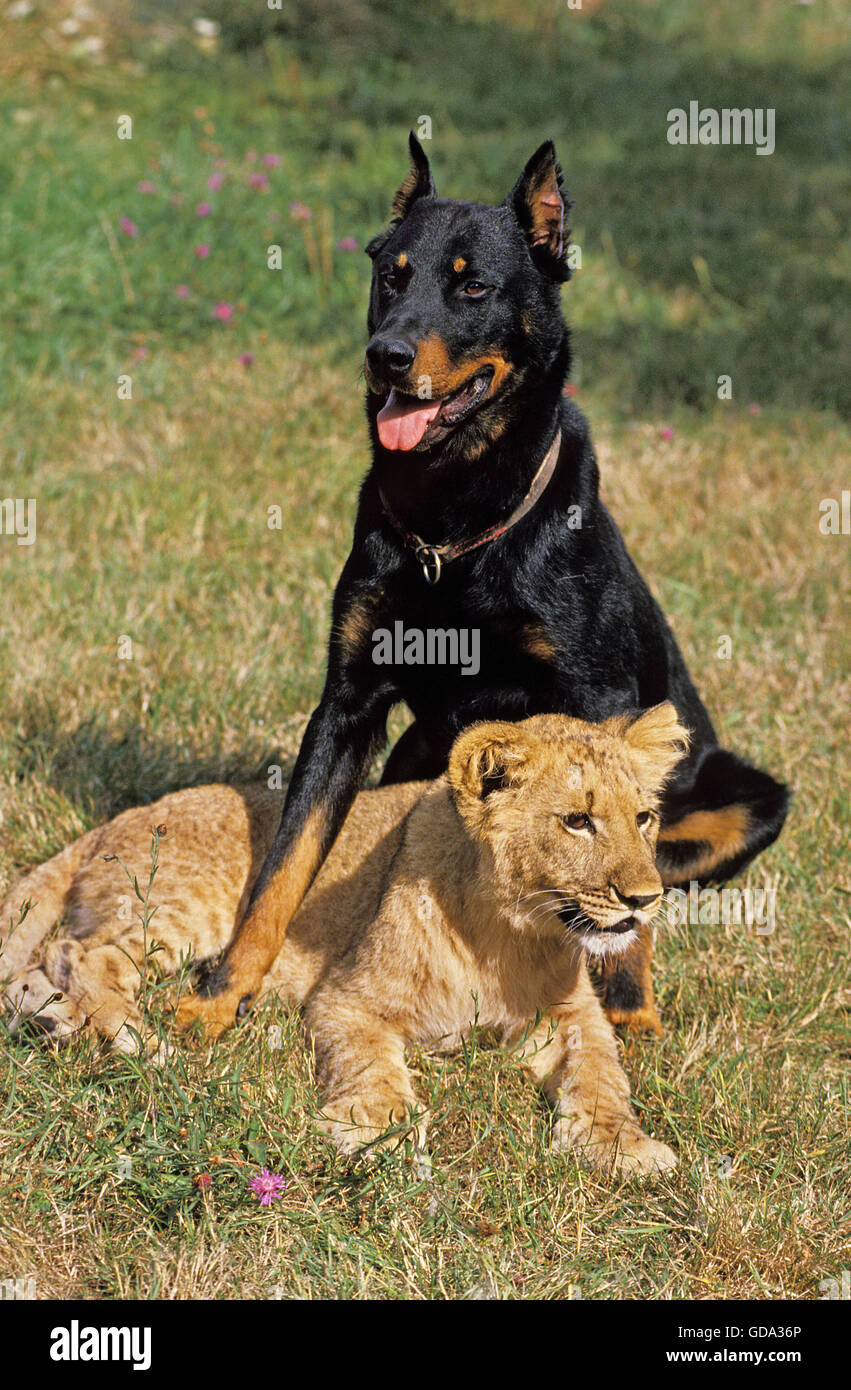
[248,1167,287,1206]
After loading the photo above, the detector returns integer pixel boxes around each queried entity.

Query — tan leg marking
[601,930,663,1036]
[175,805,327,1039]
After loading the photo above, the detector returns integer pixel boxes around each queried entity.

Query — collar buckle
[413,542,443,585]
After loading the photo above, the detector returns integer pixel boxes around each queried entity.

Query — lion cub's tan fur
[1,707,688,1176]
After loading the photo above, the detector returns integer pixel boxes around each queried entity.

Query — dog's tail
[0,828,102,980]
[656,747,789,887]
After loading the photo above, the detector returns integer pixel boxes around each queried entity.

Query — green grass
[0,0,849,1300]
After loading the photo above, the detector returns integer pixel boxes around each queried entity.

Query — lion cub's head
[448,704,689,956]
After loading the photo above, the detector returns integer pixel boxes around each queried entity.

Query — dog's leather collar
[378,427,562,584]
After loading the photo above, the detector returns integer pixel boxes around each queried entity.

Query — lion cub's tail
[0,827,102,980]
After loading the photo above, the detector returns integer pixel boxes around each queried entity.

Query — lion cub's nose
[612,887,659,911]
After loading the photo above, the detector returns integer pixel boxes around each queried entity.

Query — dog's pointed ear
[448,721,531,810]
[366,132,436,259]
[606,703,691,793]
[390,131,436,221]
[507,140,571,281]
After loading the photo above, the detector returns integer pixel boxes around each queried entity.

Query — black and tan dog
[176,134,788,1039]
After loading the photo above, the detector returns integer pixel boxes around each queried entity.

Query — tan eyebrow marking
[396,252,408,268]
[453,256,467,273]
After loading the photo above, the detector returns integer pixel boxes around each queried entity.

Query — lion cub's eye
[563,812,595,835]
[636,810,655,830]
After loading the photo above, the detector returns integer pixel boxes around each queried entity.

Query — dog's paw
[174,991,239,1041]
[604,1002,664,1037]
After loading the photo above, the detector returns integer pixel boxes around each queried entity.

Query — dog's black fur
[193,135,788,1033]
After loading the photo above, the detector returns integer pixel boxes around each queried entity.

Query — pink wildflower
[660,426,675,440]
[175,284,189,298]
[195,243,210,258]
[214,302,234,321]
[239,352,255,367]
[136,180,156,194]
[289,200,311,222]
[207,172,225,191]
[119,217,138,237]
[748,403,761,415]
[196,201,212,217]
[131,345,148,361]
[248,1168,286,1206]
[248,173,270,192]
[262,153,283,168]
[336,236,358,252]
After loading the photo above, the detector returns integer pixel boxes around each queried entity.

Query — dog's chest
[376,602,565,721]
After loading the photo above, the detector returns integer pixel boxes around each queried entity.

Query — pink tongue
[376,389,442,451]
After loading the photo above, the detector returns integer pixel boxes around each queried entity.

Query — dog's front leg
[175,674,394,1039]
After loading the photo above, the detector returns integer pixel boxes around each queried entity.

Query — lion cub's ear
[610,702,691,792]
[448,721,532,807]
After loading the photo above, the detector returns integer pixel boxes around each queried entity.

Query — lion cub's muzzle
[557,887,662,955]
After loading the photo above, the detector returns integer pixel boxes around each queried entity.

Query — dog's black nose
[365,335,416,381]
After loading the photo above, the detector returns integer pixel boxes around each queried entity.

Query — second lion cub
[2,705,688,1176]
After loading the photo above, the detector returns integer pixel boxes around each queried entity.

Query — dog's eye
[462,281,488,298]
[636,811,655,830]
[563,812,595,835]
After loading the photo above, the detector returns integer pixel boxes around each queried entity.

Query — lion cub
[1,705,688,1176]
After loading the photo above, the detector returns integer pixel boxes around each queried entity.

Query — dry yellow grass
[1,340,848,1299]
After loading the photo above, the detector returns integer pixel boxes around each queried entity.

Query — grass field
[0,0,849,1300]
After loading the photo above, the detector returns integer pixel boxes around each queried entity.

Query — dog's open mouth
[375,366,494,451]
[556,903,636,937]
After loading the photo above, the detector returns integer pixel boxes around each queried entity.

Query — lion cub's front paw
[319,1094,423,1157]
[610,1132,677,1178]
[174,991,241,1041]
[553,1115,677,1179]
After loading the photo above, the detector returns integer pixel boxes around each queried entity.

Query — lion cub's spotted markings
[1,706,688,1177]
